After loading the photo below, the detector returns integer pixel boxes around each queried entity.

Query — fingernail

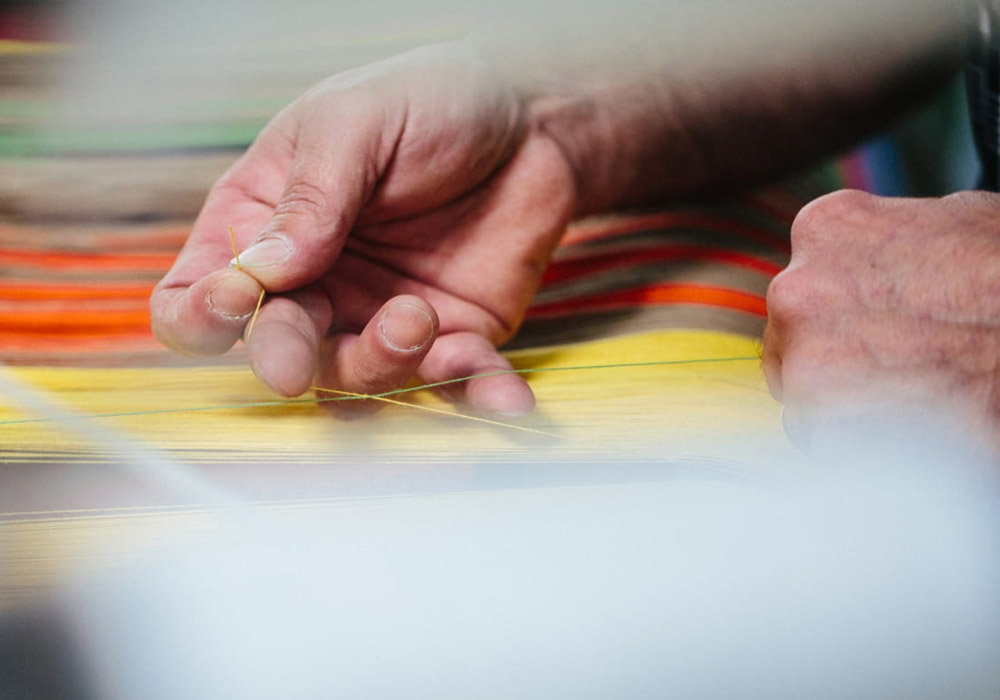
[380,303,434,351]
[230,236,292,269]
[207,275,262,319]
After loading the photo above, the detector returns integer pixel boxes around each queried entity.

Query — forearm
[482,0,967,216]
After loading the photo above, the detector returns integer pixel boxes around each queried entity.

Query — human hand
[763,190,1000,452]
[150,43,577,417]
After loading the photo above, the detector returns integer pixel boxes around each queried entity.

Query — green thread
[0,356,759,428]
[370,356,761,398]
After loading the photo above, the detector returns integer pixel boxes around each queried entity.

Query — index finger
[150,115,297,355]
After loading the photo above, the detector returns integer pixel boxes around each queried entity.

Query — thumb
[234,99,398,292]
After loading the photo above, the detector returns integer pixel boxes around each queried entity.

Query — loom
[1,1,996,697]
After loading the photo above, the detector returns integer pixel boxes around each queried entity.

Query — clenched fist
[764,189,1000,453]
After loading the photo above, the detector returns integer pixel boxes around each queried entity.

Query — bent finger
[417,332,535,417]
[315,295,439,418]
[151,268,264,356]
[245,286,334,397]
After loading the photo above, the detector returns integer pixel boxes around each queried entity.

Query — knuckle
[817,188,878,215]
[766,269,818,321]
[350,357,404,393]
[941,190,982,205]
[940,189,997,214]
[791,189,875,249]
[275,179,331,217]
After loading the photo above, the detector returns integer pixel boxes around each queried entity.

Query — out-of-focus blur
[0,0,969,220]
[1,1,996,698]
[3,437,1000,700]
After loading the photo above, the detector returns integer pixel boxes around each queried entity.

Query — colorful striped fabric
[0,178,827,365]
[0,25,841,610]
[0,15,833,369]
[514,183,819,348]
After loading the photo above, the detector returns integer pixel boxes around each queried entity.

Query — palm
[190,128,573,345]
[323,133,574,345]
[154,51,577,412]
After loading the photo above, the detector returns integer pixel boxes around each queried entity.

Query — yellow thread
[246,289,266,341]
[229,225,266,342]
[228,225,242,270]
[0,356,759,429]
[310,385,557,438]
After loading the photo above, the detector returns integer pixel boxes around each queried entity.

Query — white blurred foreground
[5,441,998,700]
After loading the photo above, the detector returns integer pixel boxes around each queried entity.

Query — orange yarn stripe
[0,333,159,351]
[0,282,155,301]
[0,309,151,333]
[0,249,175,271]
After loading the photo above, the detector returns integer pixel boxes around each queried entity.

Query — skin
[763,190,1000,451]
[151,1,966,420]
[151,44,577,417]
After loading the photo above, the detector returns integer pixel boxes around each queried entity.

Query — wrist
[470,34,670,217]
[526,80,712,218]
[526,92,610,218]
